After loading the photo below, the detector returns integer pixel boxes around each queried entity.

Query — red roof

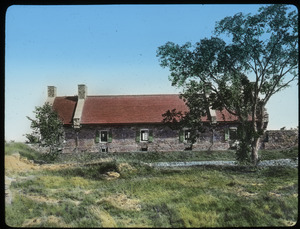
[52,96,77,125]
[81,95,188,124]
[52,94,242,125]
[216,109,240,122]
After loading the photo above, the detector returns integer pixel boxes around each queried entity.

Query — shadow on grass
[45,161,120,180]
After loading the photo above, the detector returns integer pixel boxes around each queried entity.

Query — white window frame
[184,129,191,142]
[140,129,149,142]
[100,130,108,143]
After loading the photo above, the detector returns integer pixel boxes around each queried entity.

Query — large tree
[26,103,64,157]
[157,4,298,165]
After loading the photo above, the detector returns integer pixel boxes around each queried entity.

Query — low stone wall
[263,130,298,150]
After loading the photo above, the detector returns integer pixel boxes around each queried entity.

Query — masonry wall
[62,124,233,153]
[263,130,298,150]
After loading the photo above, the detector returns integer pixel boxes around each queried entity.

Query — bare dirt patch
[19,192,81,206]
[5,154,39,173]
[98,193,142,211]
[5,153,104,173]
[4,153,73,173]
[117,162,138,173]
[21,194,60,204]
[104,171,120,180]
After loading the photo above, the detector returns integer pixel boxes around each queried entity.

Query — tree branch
[263,72,297,104]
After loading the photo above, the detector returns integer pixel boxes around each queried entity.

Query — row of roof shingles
[52,95,242,126]
[215,110,239,122]
[52,96,78,125]
[81,95,188,124]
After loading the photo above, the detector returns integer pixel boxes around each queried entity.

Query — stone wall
[263,130,298,150]
[62,124,234,153]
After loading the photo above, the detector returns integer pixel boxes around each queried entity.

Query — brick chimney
[73,84,87,129]
[46,86,57,105]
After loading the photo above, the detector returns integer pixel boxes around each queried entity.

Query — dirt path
[148,158,298,168]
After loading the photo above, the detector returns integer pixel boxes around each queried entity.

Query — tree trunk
[251,137,260,165]
[251,103,267,166]
[251,101,258,165]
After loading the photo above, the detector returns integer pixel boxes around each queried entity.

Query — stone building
[47,84,251,153]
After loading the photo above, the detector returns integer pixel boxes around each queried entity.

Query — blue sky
[5,4,298,142]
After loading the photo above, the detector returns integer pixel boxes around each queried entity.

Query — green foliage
[25,133,40,144]
[27,103,64,159]
[157,4,298,164]
[214,4,298,103]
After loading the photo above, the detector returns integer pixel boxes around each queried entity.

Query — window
[141,129,149,142]
[100,130,108,142]
[225,127,237,141]
[136,129,153,143]
[180,129,191,143]
[229,127,237,141]
[95,130,112,143]
[101,146,108,153]
[184,130,191,141]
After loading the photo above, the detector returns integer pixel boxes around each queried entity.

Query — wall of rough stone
[62,124,234,153]
[262,130,298,150]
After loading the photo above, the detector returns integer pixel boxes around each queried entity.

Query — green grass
[44,146,299,164]
[5,143,298,227]
[6,164,298,227]
[259,147,298,161]
[5,142,53,163]
[110,150,237,163]
[5,142,38,157]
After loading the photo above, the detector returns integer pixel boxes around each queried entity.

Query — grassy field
[5,142,298,227]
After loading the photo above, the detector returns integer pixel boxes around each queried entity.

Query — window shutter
[179,129,184,142]
[136,129,140,142]
[224,127,229,141]
[148,130,153,143]
[95,130,99,143]
[108,129,112,143]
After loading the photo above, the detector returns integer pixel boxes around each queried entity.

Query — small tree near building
[26,102,64,158]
